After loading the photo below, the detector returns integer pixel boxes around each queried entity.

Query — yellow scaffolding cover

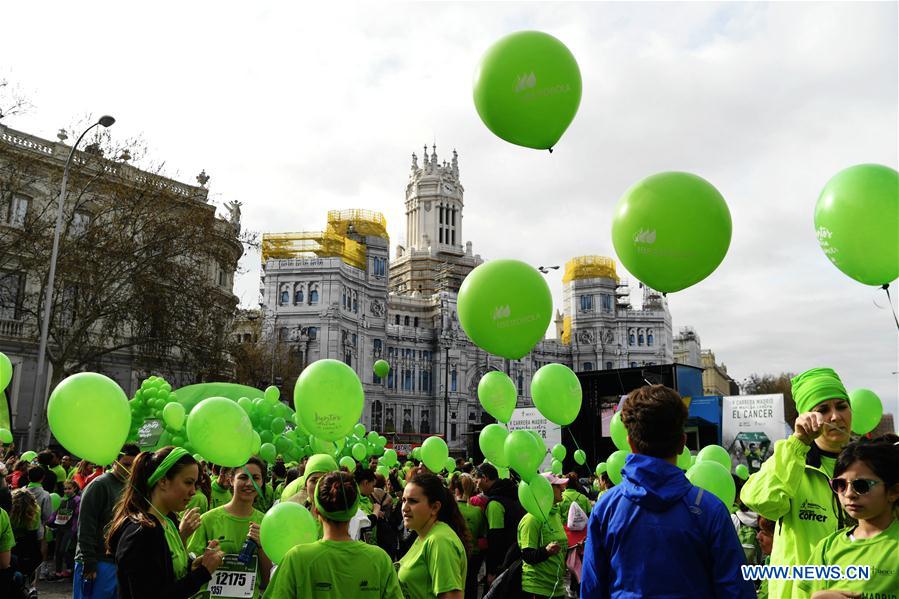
[561,315,571,345]
[562,255,619,284]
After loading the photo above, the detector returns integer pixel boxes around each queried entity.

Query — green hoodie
[740,435,846,599]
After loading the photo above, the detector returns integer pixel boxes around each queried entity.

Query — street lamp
[27,116,115,450]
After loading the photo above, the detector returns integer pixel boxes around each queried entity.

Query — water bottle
[237,537,258,565]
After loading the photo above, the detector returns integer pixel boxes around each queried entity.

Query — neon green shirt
[51,465,67,487]
[210,481,233,509]
[182,491,209,516]
[0,508,15,552]
[518,505,568,597]
[187,505,266,599]
[740,436,842,599]
[457,501,485,556]
[263,539,403,598]
[253,483,275,513]
[486,501,505,529]
[558,489,591,525]
[397,521,466,599]
[797,518,899,597]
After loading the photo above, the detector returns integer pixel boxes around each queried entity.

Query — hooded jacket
[581,454,755,598]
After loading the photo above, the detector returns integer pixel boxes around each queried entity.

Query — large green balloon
[676,447,692,471]
[294,359,364,442]
[477,371,517,423]
[175,382,263,413]
[162,402,186,432]
[48,373,130,466]
[457,260,552,360]
[697,445,732,472]
[504,430,545,482]
[478,424,510,467]
[373,360,390,379]
[0,428,12,444]
[420,436,449,473]
[607,450,629,485]
[612,172,732,293]
[0,352,12,389]
[473,30,582,150]
[551,443,566,462]
[260,502,317,564]
[849,388,882,435]
[21,450,37,462]
[686,461,736,508]
[610,412,629,452]
[186,397,255,467]
[518,475,554,522]
[531,364,582,426]
[814,164,899,285]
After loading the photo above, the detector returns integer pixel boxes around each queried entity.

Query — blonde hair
[456,473,476,502]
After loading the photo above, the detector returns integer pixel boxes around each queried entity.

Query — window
[373,338,383,356]
[628,329,635,346]
[439,206,444,224]
[345,351,352,366]
[403,369,412,391]
[371,400,383,431]
[605,361,613,370]
[450,369,457,392]
[579,295,593,312]
[342,288,347,309]
[372,257,387,277]
[309,288,319,304]
[451,423,457,440]
[72,210,91,235]
[439,229,444,244]
[395,315,400,325]
[7,194,29,227]
[601,294,612,313]
[352,292,358,313]
[584,362,594,371]
[387,368,395,389]
[451,230,455,245]
[280,289,289,305]
[638,330,644,346]
[0,271,23,320]
[630,362,638,368]
[294,288,303,304]
[307,326,318,340]
[404,315,410,326]
[517,372,523,395]
[647,330,654,346]
[413,317,419,327]
[351,333,357,346]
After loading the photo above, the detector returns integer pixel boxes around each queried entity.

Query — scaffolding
[561,315,571,345]
[262,209,388,270]
[562,255,619,284]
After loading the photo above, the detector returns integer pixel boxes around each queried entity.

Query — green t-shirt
[558,489,591,526]
[486,500,505,529]
[797,518,899,597]
[211,481,233,509]
[187,505,266,599]
[0,507,15,552]
[458,501,485,555]
[517,505,568,597]
[51,465,67,487]
[397,521,466,599]
[263,539,403,598]
[358,494,378,545]
[253,483,275,514]
[182,492,209,516]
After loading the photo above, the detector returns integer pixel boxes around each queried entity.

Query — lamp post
[27,116,115,450]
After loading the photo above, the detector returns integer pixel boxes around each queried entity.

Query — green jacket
[558,488,591,526]
[740,435,846,599]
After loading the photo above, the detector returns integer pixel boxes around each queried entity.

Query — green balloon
[0,428,12,444]
[271,417,287,434]
[260,430,274,444]
[849,388,882,435]
[0,352,12,389]
[504,430,545,482]
[444,457,456,473]
[238,397,254,415]
[595,462,607,477]
[478,424,510,468]
[612,172,732,293]
[250,431,261,455]
[383,449,398,468]
[676,447,692,471]
[353,423,366,438]
[375,464,389,478]
[260,502,317,564]
[690,455,697,467]
[49,492,61,513]
[735,464,749,480]
[373,360,390,379]
[352,442,367,461]
[259,442,277,463]
[686,461,735,507]
[411,447,422,460]
[814,164,899,285]
[339,456,356,471]
[498,466,510,479]
[310,436,337,457]
[186,397,255,467]
[264,386,280,403]
[162,402,186,432]
[376,435,388,448]
[518,475,553,522]
[175,383,264,413]
[294,359,364,442]
[477,371,517,424]
[551,459,563,475]
[610,412,629,452]
[607,450,628,486]
[531,364,582,426]
[367,431,379,443]
[21,450,37,462]
[48,373,131,466]
[473,30,582,150]
[420,436,449,473]
[551,443,566,462]
[457,260,553,360]
[573,449,586,465]
[697,445,732,472]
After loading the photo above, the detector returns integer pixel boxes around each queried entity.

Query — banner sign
[722,394,786,474]
[508,407,561,471]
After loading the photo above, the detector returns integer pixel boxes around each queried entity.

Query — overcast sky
[3,1,897,426]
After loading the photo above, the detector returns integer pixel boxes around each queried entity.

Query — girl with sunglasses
[797,435,899,597]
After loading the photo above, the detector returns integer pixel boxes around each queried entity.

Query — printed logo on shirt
[314,581,333,590]
[798,500,829,522]
[359,579,380,593]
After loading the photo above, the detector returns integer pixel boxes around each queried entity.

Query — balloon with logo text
[686,460,735,507]
[612,172,732,293]
[848,388,883,435]
[814,164,899,286]
[606,450,629,486]
[518,475,554,522]
[294,359,364,442]
[457,259,553,360]
[531,363,582,426]
[478,423,510,468]
[474,30,582,151]
[477,371,517,423]
[504,429,545,482]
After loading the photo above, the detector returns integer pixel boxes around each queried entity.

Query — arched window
[630,361,638,368]
[517,372,524,395]
[352,291,358,313]
[279,288,289,305]
[628,328,636,346]
[638,329,645,346]
[605,361,613,370]
[306,326,318,340]
[404,315,410,326]
[294,286,304,305]
[371,400,382,431]
[413,316,419,327]
[451,369,458,392]
[647,330,654,346]
[342,287,347,309]
[309,285,319,304]
[584,362,594,371]
[395,315,400,325]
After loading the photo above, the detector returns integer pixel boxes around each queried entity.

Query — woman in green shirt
[517,472,569,599]
[451,473,485,599]
[188,456,273,598]
[264,471,403,598]
[558,473,591,525]
[397,472,469,599]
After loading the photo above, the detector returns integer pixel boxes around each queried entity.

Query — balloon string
[882,285,899,332]
[566,427,581,451]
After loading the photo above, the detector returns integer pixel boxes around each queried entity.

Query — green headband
[791,368,849,414]
[148,447,190,487]
[313,477,359,522]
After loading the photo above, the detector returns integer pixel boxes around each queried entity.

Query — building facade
[256,145,676,453]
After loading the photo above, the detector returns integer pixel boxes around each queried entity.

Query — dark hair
[272,462,287,479]
[354,466,376,484]
[476,462,499,481]
[120,443,141,458]
[758,516,776,534]
[105,446,198,552]
[408,473,471,555]
[566,472,588,495]
[316,471,358,522]
[621,385,687,458]
[834,434,899,499]
[284,467,299,487]
[240,456,267,482]
[37,450,54,466]
[27,465,44,483]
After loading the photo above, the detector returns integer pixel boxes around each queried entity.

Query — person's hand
[179,507,201,537]
[82,564,97,580]
[545,542,561,556]
[247,522,261,544]
[811,591,861,598]
[793,412,825,445]
[200,540,224,574]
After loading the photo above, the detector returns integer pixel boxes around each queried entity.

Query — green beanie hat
[791,368,849,414]
[279,453,339,501]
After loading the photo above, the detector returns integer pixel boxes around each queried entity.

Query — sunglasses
[829,478,882,495]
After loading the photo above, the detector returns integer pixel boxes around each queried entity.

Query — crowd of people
[0,367,896,598]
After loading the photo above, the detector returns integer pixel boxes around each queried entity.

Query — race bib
[54,508,73,526]
[207,554,257,598]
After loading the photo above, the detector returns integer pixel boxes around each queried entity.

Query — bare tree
[741,372,797,427]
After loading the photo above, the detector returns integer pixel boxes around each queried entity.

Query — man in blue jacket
[581,385,755,598]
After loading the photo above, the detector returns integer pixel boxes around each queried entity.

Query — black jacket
[110,515,211,599]
[484,478,525,576]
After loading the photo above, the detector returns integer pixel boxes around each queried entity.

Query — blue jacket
[580,454,755,598]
